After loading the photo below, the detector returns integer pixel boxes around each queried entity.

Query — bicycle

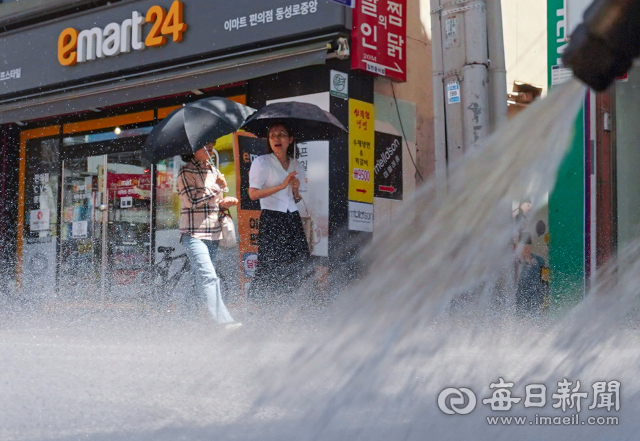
[141,246,192,307]
[142,246,235,310]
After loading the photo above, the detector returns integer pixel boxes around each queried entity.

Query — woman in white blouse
[247,123,310,297]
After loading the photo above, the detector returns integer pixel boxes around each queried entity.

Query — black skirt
[249,209,311,297]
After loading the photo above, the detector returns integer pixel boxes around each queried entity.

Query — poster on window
[29,209,50,231]
[352,0,407,82]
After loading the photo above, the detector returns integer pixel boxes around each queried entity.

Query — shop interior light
[114,127,122,135]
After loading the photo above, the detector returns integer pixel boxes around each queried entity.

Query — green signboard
[547,0,586,309]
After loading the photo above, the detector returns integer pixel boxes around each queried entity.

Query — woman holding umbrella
[178,142,242,329]
[247,123,311,298]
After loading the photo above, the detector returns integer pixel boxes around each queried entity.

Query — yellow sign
[58,0,187,66]
[348,99,375,203]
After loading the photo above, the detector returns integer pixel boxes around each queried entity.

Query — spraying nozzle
[562,0,640,91]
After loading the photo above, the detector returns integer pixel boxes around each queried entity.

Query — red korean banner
[107,172,152,199]
[351,0,407,82]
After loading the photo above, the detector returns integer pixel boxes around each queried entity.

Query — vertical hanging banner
[233,133,267,295]
[349,99,375,232]
[349,99,375,202]
[351,0,407,82]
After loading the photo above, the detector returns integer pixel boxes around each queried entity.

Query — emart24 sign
[58,0,186,66]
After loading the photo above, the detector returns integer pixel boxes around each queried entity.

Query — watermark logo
[436,378,621,426]
[437,387,477,415]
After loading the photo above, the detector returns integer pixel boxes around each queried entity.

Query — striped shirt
[177,158,223,241]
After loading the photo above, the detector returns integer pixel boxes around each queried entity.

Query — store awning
[0,40,331,125]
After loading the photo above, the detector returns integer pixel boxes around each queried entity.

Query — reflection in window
[62,127,153,146]
[156,156,185,231]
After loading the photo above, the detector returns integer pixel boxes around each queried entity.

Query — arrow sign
[356,188,367,193]
[366,61,405,75]
[378,185,396,193]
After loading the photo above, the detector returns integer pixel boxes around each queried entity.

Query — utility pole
[431,0,508,185]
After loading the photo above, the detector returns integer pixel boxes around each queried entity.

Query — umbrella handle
[205,148,228,192]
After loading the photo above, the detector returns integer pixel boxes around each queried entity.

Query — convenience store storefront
[0,0,375,303]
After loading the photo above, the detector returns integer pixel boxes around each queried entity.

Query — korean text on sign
[348,99,375,203]
[225,2,318,31]
[0,68,21,81]
[351,0,407,82]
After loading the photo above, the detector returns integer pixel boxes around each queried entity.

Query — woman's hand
[219,196,239,209]
[291,177,300,193]
[216,173,228,189]
[280,171,298,190]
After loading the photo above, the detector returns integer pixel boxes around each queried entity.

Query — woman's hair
[181,141,215,163]
[266,122,299,158]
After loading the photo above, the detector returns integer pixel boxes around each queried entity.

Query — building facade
[0,0,434,305]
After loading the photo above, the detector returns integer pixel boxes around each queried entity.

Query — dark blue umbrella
[143,97,255,163]
[240,102,346,143]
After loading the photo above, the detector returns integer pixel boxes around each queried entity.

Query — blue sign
[330,0,355,7]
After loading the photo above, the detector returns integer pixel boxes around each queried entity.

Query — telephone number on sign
[353,168,371,182]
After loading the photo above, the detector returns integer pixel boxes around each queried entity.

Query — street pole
[486,0,508,132]
[431,0,506,174]
[431,0,448,192]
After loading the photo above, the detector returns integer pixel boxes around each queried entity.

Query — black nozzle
[562,0,640,92]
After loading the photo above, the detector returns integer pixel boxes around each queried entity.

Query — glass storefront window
[24,138,60,242]
[23,137,60,298]
[156,155,185,231]
[154,135,238,253]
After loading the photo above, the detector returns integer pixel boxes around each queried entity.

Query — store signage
[223,1,320,32]
[351,0,407,82]
[349,99,375,203]
[374,132,403,200]
[58,1,186,66]
[0,0,345,97]
[348,201,374,232]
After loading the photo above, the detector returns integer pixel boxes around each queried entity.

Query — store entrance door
[58,139,152,303]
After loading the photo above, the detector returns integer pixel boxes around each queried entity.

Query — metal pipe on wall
[431,0,448,191]
[461,1,489,149]
[486,0,508,133]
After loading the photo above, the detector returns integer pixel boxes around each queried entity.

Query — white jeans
[181,236,234,324]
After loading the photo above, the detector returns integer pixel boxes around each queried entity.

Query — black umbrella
[143,97,255,163]
[240,102,347,143]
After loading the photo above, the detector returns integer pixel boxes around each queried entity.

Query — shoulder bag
[218,208,238,248]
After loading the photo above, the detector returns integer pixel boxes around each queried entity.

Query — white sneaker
[224,322,243,331]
